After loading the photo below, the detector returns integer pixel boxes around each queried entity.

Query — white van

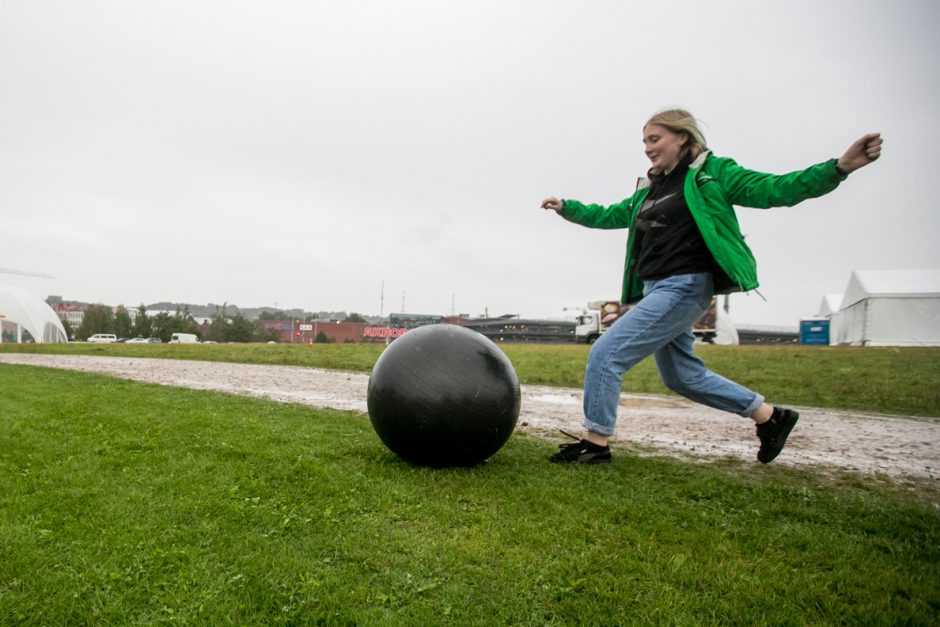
[169,333,200,344]
[87,334,118,343]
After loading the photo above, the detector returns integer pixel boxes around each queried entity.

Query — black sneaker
[756,407,799,464]
[549,430,612,464]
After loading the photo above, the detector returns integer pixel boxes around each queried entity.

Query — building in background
[51,302,86,329]
[260,319,397,344]
[461,316,576,343]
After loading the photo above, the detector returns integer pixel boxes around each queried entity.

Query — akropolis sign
[361,326,408,339]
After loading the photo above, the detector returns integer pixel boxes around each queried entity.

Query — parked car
[126,336,148,344]
[146,337,162,343]
[87,334,118,343]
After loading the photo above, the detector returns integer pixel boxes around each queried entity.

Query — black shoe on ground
[756,407,799,464]
[549,430,612,464]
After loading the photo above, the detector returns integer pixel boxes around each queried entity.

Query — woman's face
[643,124,686,173]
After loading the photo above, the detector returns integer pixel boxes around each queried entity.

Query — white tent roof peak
[841,269,940,309]
[817,293,843,317]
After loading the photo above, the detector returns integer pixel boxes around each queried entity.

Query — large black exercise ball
[367,324,521,467]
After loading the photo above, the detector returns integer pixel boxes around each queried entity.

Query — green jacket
[559,152,847,303]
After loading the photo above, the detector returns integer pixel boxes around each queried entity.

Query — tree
[132,304,152,338]
[204,304,229,343]
[77,304,115,340]
[344,312,367,323]
[60,317,74,341]
[252,322,281,343]
[225,313,254,343]
[113,306,134,339]
[150,313,173,342]
[151,311,191,342]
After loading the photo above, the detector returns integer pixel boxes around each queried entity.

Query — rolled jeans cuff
[741,393,765,417]
[582,418,616,437]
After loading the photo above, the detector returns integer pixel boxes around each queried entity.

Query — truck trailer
[574,298,721,344]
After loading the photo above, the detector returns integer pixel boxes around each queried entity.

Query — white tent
[831,269,940,346]
[0,284,68,343]
[816,293,843,317]
[814,293,844,344]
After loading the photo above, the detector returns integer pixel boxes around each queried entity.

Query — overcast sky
[2,0,938,326]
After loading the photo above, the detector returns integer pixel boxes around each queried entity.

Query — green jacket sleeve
[711,157,846,209]
[557,195,637,230]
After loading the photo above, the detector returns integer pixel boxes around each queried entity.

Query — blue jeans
[583,273,764,436]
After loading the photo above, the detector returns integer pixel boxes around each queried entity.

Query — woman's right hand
[541,197,564,212]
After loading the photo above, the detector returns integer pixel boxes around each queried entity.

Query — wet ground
[3,354,938,482]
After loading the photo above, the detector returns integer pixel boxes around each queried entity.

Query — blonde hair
[645,108,708,161]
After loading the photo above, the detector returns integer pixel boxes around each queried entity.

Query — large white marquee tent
[828,269,940,346]
[0,284,68,343]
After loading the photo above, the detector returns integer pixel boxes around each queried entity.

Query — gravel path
[3,353,938,482]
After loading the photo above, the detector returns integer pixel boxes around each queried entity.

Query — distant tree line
[75,305,201,343]
[199,303,281,343]
[73,304,372,343]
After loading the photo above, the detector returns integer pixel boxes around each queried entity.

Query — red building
[261,320,410,344]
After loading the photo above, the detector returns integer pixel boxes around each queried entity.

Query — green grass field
[2,342,940,417]
[1,345,939,624]
[0,366,940,625]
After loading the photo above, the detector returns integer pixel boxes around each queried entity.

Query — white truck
[169,332,200,344]
[574,298,722,344]
[87,333,118,343]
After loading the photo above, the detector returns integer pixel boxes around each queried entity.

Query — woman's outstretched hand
[541,197,564,212]
[837,133,883,174]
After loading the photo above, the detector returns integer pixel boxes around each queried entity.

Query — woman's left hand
[837,133,883,174]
